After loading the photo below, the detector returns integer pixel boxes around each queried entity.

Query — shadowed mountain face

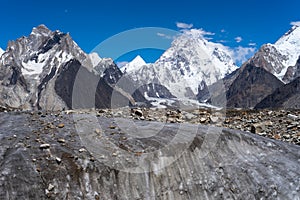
[55,59,147,109]
[226,64,284,108]
[0,112,299,199]
[255,77,300,109]
[283,56,300,83]
[255,57,300,109]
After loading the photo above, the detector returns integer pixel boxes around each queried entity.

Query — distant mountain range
[0,24,299,110]
[123,25,300,109]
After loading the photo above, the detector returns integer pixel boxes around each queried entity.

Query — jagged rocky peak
[246,25,300,83]
[0,25,141,110]
[247,44,287,75]
[31,24,52,34]
[0,24,90,109]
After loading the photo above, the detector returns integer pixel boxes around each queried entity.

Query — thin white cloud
[181,28,215,39]
[248,42,257,46]
[290,21,300,26]
[176,22,193,29]
[217,40,228,43]
[235,36,243,43]
[221,29,226,33]
[157,33,166,37]
[232,46,256,64]
[157,32,174,40]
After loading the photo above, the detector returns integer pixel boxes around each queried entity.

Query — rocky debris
[39,144,50,149]
[250,123,265,134]
[57,123,65,128]
[0,111,299,199]
[57,138,66,143]
[209,116,219,124]
[92,107,300,146]
[288,113,299,120]
[48,183,55,191]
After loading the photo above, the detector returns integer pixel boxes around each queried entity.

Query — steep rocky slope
[226,64,284,108]
[255,76,300,109]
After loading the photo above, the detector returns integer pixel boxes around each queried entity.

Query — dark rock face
[226,64,284,108]
[283,57,300,83]
[93,58,123,85]
[283,65,296,83]
[54,59,147,109]
[197,81,209,102]
[293,57,300,79]
[255,77,300,109]
[0,112,299,199]
[198,68,241,106]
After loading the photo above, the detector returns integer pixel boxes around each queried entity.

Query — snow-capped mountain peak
[122,55,147,73]
[0,24,131,110]
[125,29,237,99]
[0,25,93,109]
[247,25,300,82]
[131,55,147,66]
[274,25,300,68]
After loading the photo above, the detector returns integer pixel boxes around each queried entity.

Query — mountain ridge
[205,25,300,109]
[0,25,146,110]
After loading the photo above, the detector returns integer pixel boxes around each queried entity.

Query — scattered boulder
[57,123,65,128]
[39,144,51,149]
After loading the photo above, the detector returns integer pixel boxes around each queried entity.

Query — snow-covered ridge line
[274,25,300,70]
[0,48,4,56]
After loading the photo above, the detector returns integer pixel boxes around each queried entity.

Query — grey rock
[0,112,299,199]
[287,113,299,120]
[209,116,219,123]
[39,144,50,149]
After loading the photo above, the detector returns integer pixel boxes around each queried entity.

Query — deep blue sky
[1,0,299,64]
